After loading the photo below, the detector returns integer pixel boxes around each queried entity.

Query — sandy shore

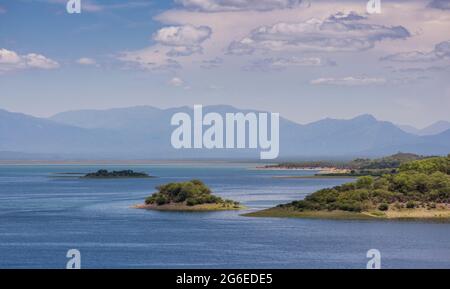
[134,202,246,212]
[381,207,450,219]
[254,166,350,174]
[244,206,450,221]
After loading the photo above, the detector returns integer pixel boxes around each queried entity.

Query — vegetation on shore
[83,169,152,178]
[249,155,450,220]
[244,207,377,220]
[264,153,429,177]
[140,179,243,211]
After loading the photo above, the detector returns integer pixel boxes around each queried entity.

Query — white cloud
[0,48,59,73]
[381,51,438,63]
[118,46,182,71]
[23,53,60,69]
[175,0,303,12]
[156,1,450,57]
[77,57,97,65]
[311,76,386,86]
[200,57,223,69]
[327,11,366,21]
[154,25,212,56]
[245,56,325,71]
[120,1,449,74]
[169,77,185,87]
[154,25,211,47]
[0,49,21,64]
[428,0,450,10]
[118,25,212,70]
[167,45,203,57]
[0,5,6,14]
[389,65,450,74]
[382,40,450,62]
[227,12,411,55]
[390,75,430,84]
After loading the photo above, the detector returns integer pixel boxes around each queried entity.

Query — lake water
[1,164,450,269]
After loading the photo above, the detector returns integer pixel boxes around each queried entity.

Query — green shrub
[336,201,363,212]
[394,202,403,210]
[400,157,450,175]
[374,178,390,190]
[145,196,154,205]
[428,202,437,209]
[356,176,374,189]
[190,179,205,186]
[378,203,389,211]
[406,201,416,209]
[155,194,168,205]
[186,198,197,206]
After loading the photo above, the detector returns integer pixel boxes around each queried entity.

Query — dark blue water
[1,164,450,269]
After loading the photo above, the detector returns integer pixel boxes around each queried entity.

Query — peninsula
[246,155,450,220]
[135,179,244,211]
[262,153,427,177]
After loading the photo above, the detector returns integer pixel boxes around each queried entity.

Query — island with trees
[246,155,450,220]
[83,169,152,179]
[135,179,244,211]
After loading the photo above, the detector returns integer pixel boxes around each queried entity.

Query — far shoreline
[0,159,269,165]
[272,175,357,179]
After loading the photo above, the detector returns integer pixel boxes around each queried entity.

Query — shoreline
[82,176,154,179]
[243,207,450,221]
[254,166,350,174]
[134,202,246,212]
[255,166,335,171]
[0,160,268,165]
[272,175,357,179]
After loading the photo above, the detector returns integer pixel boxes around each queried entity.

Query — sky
[0,0,449,128]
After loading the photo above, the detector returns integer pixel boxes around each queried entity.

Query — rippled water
[1,164,450,268]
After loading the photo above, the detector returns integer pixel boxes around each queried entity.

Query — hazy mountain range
[398,121,450,136]
[0,105,449,160]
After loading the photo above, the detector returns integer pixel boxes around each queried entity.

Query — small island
[135,179,245,211]
[246,155,450,220]
[83,169,152,179]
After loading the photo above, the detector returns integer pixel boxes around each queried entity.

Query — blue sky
[0,0,449,128]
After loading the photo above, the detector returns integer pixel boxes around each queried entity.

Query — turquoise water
[1,164,450,268]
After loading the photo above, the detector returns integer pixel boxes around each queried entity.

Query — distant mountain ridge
[0,106,449,160]
[398,121,450,136]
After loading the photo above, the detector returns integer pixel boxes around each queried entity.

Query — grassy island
[83,169,152,178]
[246,155,450,220]
[136,179,244,211]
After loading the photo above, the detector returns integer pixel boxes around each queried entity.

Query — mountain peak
[352,114,377,122]
[421,120,450,136]
[433,120,450,126]
[397,120,450,136]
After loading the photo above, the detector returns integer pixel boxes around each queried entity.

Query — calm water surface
[1,164,450,268]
